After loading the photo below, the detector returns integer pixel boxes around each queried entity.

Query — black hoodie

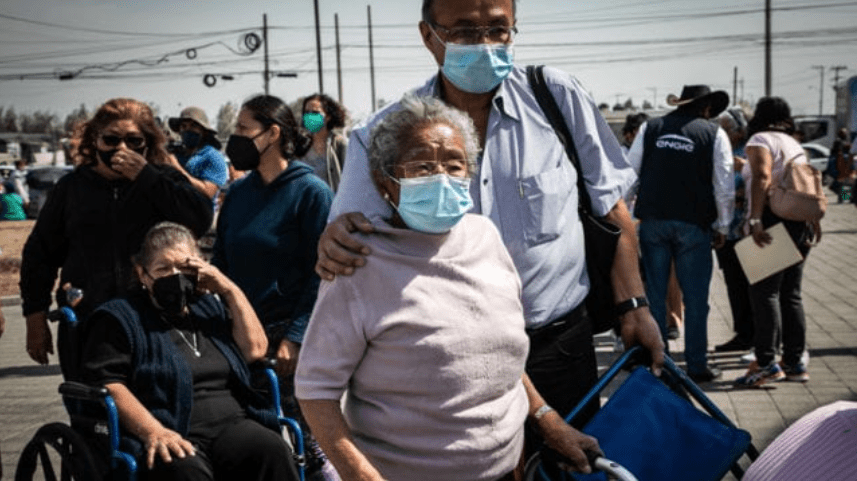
[20,162,213,317]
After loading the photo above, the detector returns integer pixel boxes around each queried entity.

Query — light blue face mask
[388,173,474,234]
[433,28,514,94]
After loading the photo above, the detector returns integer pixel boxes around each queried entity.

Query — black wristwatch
[614,296,648,317]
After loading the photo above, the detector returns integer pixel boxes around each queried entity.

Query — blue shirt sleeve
[186,146,228,187]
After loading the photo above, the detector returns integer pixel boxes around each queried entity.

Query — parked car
[26,165,73,219]
[0,164,15,181]
[802,142,829,174]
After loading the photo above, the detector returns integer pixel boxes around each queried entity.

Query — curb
[1,295,22,307]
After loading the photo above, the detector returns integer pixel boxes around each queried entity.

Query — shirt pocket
[519,163,575,247]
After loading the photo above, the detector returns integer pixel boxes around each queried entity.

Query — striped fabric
[743,401,857,481]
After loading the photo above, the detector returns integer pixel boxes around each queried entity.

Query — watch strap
[615,296,648,317]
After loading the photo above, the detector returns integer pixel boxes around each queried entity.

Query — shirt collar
[425,68,523,124]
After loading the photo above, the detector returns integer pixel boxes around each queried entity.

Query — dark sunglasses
[100,134,147,149]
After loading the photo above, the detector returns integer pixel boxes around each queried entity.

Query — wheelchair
[14,290,307,481]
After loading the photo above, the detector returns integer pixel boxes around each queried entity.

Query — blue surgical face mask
[432,28,514,94]
[387,173,473,234]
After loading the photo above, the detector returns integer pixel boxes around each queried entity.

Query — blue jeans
[639,220,714,374]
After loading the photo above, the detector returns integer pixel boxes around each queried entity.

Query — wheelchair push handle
[593,456,638,481]
[47,284,84,324]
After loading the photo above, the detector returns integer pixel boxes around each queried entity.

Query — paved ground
[1,193,855,480]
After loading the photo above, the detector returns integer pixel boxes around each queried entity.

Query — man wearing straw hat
[627,85,735,383]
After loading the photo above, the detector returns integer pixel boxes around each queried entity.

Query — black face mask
[97,147,146,167]
[226,134,263,171]
[150,272,197,315]
[97,149,118,167]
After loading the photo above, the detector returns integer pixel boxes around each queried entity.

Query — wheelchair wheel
[15,422,102,481]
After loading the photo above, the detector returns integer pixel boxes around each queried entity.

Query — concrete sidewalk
[1,194,855,479]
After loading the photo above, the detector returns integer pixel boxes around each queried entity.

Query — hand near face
[110,147,148,181]
[185,257,233,296]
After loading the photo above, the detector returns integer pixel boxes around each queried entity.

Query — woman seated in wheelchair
[80,221,300,480]
[295,95,602,481]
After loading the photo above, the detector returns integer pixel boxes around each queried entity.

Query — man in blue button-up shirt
[314,0,665,461]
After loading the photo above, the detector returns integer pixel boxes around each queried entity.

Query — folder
[734,223,804,284]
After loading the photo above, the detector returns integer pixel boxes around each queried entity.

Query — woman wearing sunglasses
[20,97,213,366]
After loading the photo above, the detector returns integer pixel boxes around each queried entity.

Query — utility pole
[263,14,270,95]
[733,67,738,105]
[812,65,824,115]
[335,14,343,104]
[831,65,847,88]
[313,0,324,94]
[765,0,771,96]
[368,5,377,112]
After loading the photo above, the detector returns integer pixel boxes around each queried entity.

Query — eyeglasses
[100,134,147,149]
[431,24,518,45]
[397,159,469,178]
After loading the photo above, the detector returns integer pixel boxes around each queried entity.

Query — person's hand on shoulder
[315,212,375,281]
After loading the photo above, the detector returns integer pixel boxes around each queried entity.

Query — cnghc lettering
[656,140,694,152]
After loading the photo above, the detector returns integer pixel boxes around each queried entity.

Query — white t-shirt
[743,131,807,215]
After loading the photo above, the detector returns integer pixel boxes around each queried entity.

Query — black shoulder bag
[526,65,622,334]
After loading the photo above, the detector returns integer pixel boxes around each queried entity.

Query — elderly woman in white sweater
[295,95,600,481]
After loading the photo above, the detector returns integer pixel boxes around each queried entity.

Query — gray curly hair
[368,94,480,182]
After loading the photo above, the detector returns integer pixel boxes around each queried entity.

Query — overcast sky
[1,0,856,126]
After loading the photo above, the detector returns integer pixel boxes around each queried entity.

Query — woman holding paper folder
[733,97,819,388]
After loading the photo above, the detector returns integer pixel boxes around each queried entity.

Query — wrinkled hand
[142,427,196,469]
[276,339,300,376]
[111,147,147,181]
[315,212,375,281]
[185,257,232,296]
[26,312,53,365]
[536,410,602,474]
[750,222,771,247]
[619,308,665,377]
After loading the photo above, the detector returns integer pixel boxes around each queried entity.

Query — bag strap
[526,65,595,216]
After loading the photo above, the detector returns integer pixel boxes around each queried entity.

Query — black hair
[421,0,517,23]
[622,113,649,135]
[302,93,348,131]
[746,97,794,138]
[241,95,312,159]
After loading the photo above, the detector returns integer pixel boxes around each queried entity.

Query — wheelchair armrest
[59,382,109,402]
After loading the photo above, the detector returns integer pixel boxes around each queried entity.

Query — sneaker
[733,362,785,388]
[780,362,810,382]
[714,336,753,352]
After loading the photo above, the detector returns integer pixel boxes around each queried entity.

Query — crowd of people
[9,0,855,479]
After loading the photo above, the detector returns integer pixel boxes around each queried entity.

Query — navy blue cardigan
[92,293,278,448]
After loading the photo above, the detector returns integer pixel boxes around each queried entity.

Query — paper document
[734,223,804,284]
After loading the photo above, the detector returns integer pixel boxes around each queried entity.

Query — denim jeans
[639,219,714,374]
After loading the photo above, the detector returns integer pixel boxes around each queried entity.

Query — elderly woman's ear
[371,169,397,204]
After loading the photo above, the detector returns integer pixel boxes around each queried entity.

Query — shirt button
[483,179,489,185]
